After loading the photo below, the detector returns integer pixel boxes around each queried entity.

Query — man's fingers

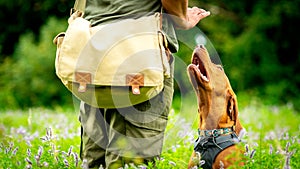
[199,11,210,18]
[188,7,210,19]
[175,7,210,30]
[199,8,207,13]
[188,7,209,14]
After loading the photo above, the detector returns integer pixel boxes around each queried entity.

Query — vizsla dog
[187,45,246,169]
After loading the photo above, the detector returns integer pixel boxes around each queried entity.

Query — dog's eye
[216,65,223,71]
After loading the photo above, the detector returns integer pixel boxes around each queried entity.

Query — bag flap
[57,13,166,87]
[76,14,164,86]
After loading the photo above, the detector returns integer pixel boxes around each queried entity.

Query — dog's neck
[197,90,225,130]
[197,89,243,135]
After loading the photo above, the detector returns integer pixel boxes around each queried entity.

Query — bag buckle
[126,73,144,95]
[75,72,92,93]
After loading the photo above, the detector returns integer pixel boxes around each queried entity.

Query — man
[79,0,210,168]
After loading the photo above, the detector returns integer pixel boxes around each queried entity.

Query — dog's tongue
[193,53,209,82]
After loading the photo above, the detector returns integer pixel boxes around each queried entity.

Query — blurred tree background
[0,0,299,110]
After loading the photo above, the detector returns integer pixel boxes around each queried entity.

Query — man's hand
[182,7,210,29]
[169,7,210,30]
[162,0,210,30]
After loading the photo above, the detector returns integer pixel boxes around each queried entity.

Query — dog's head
[187,44,230,92]
[187,45,243,133]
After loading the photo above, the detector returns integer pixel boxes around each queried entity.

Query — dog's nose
[197,44,205,49]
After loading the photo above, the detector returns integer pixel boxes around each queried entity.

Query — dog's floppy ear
[226,90,237,122]
[227,90,243,135]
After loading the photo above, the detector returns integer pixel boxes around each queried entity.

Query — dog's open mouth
[191,52,209,82]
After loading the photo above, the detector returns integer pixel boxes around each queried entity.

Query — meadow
[0,95,299,169]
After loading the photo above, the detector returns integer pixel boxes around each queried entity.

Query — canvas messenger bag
[53,0,171,108]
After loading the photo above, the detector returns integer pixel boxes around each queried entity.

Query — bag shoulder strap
[73,0,86,13]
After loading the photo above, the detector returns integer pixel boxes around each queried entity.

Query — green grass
[0,96,299,169]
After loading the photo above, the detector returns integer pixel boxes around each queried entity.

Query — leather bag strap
[73,0,86,13]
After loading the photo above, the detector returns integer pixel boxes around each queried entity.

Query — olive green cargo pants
[79,60,174,169]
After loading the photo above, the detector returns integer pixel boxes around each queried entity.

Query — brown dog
[187,45,246,169]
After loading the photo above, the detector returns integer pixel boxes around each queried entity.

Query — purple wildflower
[244,144,249,156]
[64,159,69,167]
[283,155,291,169]
[269,144,273,155]
[40,137,47,141]
[250,149,256,159]
[285,142,290,153]
[61,151,68,156]
[47,127,52,138]
[68,146,73,156]
[137,165,147,169]
[156,156,164,161]
[27,148,31,157]
[55,156,59,163]
[283,133,290,140]
[41,128,54,141]
[12,147,19,156]
[25,164,32,169]
[169,161,176,166]
[16,126,26,135]
[43,162,49,167]
[35,146,43,166]
[25,157,32,165]
[25,140,32,147]
[34,155,40,166]
[72,152,79,167]
[37,146,43,157]
[5,143,13,154]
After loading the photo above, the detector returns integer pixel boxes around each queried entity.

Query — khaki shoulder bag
[53,0,170,108]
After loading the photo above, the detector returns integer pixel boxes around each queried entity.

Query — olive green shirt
[84,0,179,52]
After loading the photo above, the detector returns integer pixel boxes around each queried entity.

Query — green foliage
[0,108,81,168]
[1,0,300,109]
[0,18,72,109]
[0,100,300,168]
[189,0,300,107]
[0,0,73,56]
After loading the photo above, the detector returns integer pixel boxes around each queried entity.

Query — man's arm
[161,0,210,30]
